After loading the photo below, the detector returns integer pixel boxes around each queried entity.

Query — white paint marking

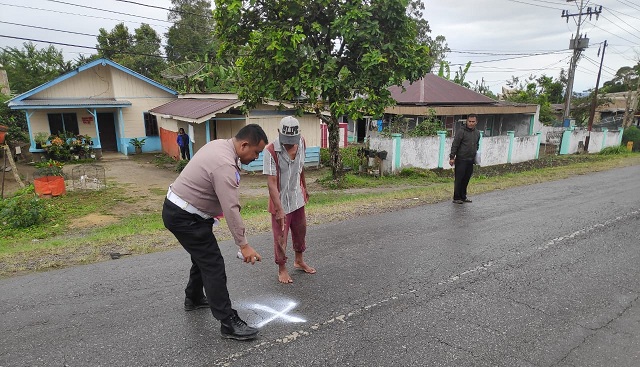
[251,301,305,328]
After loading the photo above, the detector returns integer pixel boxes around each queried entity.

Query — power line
[449,49,566,56]
[504,0,563,11]
[0,2,169,29]
[449,50,570,66]
[614,0,640,13]
[0,21,98,38]
[42,0,171,24]
[113,0,212,19]
[485,56,573,88]
[0,34,167,59]
[585,21,638,44]
[604,5,640,22]
[598,13,640,41]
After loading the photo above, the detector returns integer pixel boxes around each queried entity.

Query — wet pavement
[1,165,639,366]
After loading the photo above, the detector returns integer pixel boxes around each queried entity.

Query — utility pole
[561,1,602,126]
[585,40,607,152]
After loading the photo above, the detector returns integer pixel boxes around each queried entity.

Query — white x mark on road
[251,301,306,328]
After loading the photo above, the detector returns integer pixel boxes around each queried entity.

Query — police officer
[162,124,267,340]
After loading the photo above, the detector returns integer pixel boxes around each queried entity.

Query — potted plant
[34,132,50,149]
[33,159,66,197]
[129,138,146,154]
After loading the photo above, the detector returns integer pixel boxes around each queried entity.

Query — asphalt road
[1,165,639,367]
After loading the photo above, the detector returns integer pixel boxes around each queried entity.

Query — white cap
[278,116,300,145]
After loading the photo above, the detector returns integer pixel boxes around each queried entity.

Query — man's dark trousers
[162,199,233,320]
[453,158,474,201]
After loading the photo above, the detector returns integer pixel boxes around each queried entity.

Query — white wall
[480,136,511,166]
[370,128,622,175]
[398,136,441,169]
[511,135,539,163]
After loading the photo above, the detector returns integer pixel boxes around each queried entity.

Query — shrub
[599,145,630,155]
[42,132,92,161]
[319,146,360,169]
[0,186,49,228]
[34,159,64,177]
[320,147,330,165]
[622,126,640,151]
[175,159,189,172]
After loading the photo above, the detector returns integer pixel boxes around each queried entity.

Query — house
[149,95,323,170]
[7,58,178,157]
[551,92,639,129]
[355,73,541,141]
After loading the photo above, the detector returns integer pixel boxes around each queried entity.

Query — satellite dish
[160,61,206,80]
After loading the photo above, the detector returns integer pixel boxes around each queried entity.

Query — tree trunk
[622,82,639,128]
[316,110,343,180]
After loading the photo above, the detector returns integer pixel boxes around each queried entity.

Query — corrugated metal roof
[150,98,242,120]
[389,73,496,105]
[8,98,131,109]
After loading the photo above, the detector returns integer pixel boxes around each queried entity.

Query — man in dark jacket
[449,114,480,204]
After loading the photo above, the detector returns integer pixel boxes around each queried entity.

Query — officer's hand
[239,244,262,264]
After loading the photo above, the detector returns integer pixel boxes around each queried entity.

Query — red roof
[150,98,241,120]
[389,74,496,105]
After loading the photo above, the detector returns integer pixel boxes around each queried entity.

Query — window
[47,113,79,135]
[144,112,159,136]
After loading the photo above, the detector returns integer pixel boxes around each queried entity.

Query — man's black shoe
[184,296,209,311]
[220,311,259,340]
[463,199,473,203]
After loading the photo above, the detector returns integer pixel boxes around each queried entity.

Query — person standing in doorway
[177,128,190,160]
[263,116,316,284]
[162,124,267,340]
[449,114,480,204]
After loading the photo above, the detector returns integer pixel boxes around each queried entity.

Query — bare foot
[293,261,316,274]
[278,266,293,284]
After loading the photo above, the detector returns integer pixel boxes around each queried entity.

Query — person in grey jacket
[449,114,480,204]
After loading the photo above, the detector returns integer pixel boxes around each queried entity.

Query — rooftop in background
[389,74,496,106]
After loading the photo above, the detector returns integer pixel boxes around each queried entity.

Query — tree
[408,0,449,70]
[214,0,433,180]
[503,73,566,125]
[0,42,73,94]
[165,0,216,62]
[569,93,611,127]
[601,65,638,94]
[471,78,497,100]
[128,24,166,79]
[438,61,471,88]
[96,23,166,79]
[96,23,133,61]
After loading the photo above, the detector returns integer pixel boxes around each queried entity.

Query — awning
[150,98,244,124]
[8,98,132,110]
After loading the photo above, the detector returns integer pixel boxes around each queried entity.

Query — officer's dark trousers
[162,198,232,320]
[453,158,474,201]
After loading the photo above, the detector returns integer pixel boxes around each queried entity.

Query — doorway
[97,113,118,151]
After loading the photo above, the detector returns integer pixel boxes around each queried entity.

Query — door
[97,113,118,151]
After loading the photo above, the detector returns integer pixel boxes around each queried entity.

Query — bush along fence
[370,127,624,174]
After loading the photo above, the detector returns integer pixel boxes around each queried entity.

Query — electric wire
[504,0,564,11]
[0,34,168,59]
[598,13,640,41]
[0,2,169,29]
[42,0,171,24]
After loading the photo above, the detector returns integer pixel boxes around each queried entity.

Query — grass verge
[1,152,639,278]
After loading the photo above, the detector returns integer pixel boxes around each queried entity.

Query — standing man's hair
[236,124,268,145]
[467,114,477,119]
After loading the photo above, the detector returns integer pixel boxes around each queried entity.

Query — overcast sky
[1,0,638,95]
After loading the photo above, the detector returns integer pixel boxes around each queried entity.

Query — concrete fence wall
[559,127,624,154]
[370,127,622,174]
